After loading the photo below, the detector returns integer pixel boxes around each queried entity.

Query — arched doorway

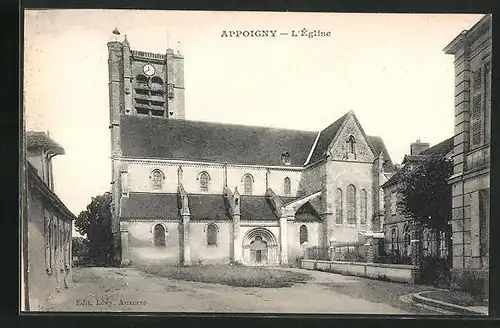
[242,228,279,266]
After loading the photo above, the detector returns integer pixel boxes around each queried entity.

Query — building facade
[23,132,75,311]
[107,34,396,267]
[444,15,491,294]
[381,138,454,260]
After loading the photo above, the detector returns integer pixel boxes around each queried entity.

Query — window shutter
[470,67,484,148]
[471,94,482,145]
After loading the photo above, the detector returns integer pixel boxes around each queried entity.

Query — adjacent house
[444,14,491,295]
[23,131,76,311]
[381,138,454,261]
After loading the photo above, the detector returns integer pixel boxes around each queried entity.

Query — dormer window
[281,152,291,165]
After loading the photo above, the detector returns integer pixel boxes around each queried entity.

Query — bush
[376,252,413,265]
[135,264,312,288]
[420,256,451,286]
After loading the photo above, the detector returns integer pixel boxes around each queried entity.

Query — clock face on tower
[143,64,155,76]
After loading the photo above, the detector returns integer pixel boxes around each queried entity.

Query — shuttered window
[470,60,490,149]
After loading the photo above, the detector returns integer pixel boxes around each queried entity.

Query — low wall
[301,259,418,284]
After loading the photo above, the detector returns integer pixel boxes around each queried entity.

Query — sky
[23,10,485,234]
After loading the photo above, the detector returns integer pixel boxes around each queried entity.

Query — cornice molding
[117,156,304,172]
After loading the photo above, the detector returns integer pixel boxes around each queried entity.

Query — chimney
[410,139,430,155]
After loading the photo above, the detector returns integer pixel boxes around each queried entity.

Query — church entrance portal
[242,228,279,266]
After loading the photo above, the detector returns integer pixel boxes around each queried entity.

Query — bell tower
[107,29,186,121]
[107,29,186,266]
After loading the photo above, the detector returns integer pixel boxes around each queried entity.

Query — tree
[74,192,114,266]
[397,155,453,231]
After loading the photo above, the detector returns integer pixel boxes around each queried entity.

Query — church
[107,33,396,267]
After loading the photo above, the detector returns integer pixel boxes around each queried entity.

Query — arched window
[346,184,357,225]
[347,135,356,154]
[136,74,148,84]
[335,188,343,224]
[153,224,166,247]
[243,174,253,195]
[207,224,218,246]
[151,76,164,85]
[199,172,210,192]
[360,189,367,225]
[284,177,291,196]
[151,169,164,190]
[299,225,308,244]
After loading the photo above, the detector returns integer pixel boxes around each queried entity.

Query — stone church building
[107,34,396,267]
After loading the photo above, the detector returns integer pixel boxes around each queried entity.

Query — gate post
[365,235,375,263]
[410,220,422,282]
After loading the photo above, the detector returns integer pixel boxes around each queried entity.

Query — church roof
[120,193,180,219]
[307,112,349,164]
[119,192,320,221]
[240,195,279,220]
[120,113,395,170]
[367,136,397,172]
[295,202,322,221]
[120,115,317,166]
[306,112,396,171]
[189,194,230,220]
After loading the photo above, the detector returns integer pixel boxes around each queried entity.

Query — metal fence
[376,240,413,265]
[305,244,368,263]
[331,244,367,262]
[305,246,330,261]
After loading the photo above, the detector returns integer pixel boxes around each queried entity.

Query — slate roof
[295,202,322,221]
[26,161,76,221]
[307,112,349,164]
[381,137,454,188]
[367,136,397,172]
[120,193,180,219]
[120,115,317,166]
[120,192,320,221]
[402,154,428,164]
[120,112,395,170]
[240,195,278,220]
[419,137,454,158]
[26,131,65,155]
[189,194,230,220]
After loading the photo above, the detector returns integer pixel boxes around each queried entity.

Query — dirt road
[45,267,440,314]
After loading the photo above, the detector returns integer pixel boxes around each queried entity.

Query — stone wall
[302,259,418,284]
[189,221,232,265]
[326,160,374,244]
[126,220,181,265]
[287,222,322,264]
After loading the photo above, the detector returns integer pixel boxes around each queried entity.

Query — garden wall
[301,259,419,284]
